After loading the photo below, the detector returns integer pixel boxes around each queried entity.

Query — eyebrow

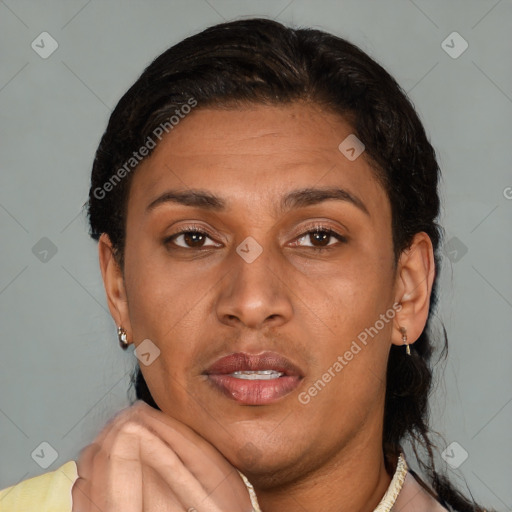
[146,186,370,217]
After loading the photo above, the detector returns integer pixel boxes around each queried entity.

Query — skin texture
[89,102,435,512]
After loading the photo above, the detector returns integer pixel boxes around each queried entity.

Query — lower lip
[206,374,302,405]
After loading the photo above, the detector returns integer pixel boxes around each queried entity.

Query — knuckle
[119,419,146,437]
[106,420,150,460]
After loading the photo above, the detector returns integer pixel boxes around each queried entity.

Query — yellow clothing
[0,461,77,512]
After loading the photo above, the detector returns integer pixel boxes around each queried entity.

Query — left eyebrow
[280,186,370,217]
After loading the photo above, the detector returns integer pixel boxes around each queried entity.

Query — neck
[250,429,395,512]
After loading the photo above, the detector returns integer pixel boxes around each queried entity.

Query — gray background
[1,0,511,510]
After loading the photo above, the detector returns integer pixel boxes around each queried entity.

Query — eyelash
[164,224,347,252]
[292,224,348,252]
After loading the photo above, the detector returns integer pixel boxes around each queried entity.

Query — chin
[221,438,304,485]
[234,452,314,491]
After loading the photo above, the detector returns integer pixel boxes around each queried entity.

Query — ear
[392,232,436,348]
[98,233,132,343]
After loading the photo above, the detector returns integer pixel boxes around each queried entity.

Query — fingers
[73,408,210,512]
[128,401,253,510]
[138,430,222,512]
[128,402,243,491]
[140,465,184,511]
[72,444,103,512]
[72,401,253,512]
[137,427,252,512]
[72,476,101,512]
[73,424,143,512]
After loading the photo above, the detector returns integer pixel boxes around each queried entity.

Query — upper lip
[204,351,304,377]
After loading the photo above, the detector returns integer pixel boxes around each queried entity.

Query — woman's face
[100,102,432,485]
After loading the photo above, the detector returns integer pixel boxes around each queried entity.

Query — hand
[71,400,255,511]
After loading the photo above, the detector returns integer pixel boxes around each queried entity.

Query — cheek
[123,247,222,381]
[295,249,393,405]
[299,248,393,335]
[301,307,389,428]
[124,236,204,320]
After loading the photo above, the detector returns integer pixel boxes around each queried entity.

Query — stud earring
[117,326,129,350]
[399,326,411,356]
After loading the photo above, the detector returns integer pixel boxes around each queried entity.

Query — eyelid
[164,223,222,248]
[291,221,348,241]
[164,221,348,250]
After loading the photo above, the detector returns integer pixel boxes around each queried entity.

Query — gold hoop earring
[399,327,411,356]
[117,326,129,350]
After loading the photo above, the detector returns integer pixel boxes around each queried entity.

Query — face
[100,102,431,487]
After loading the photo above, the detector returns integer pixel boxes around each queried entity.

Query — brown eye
[165,228,220,249]
[309,231,331,247]
[181,231,207,247]
[292,227,347,250]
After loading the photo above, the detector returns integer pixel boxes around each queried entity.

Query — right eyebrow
[146,189,225,213]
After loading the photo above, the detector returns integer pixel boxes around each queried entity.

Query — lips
[204,351,304,405]
[204,351,304,377]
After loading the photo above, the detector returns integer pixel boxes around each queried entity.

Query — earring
[117,326,129,350]
[399,326,411,356]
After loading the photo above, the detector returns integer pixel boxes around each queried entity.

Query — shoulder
[0,461,78,512]
[393,471,450,511]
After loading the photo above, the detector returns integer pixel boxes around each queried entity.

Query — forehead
[127,103,390,221]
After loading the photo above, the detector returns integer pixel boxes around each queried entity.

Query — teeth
[230,370,284,380]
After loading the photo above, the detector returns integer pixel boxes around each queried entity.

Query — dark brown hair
[87,18,492,511]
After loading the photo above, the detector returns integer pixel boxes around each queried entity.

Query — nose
[215,240,293,330]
